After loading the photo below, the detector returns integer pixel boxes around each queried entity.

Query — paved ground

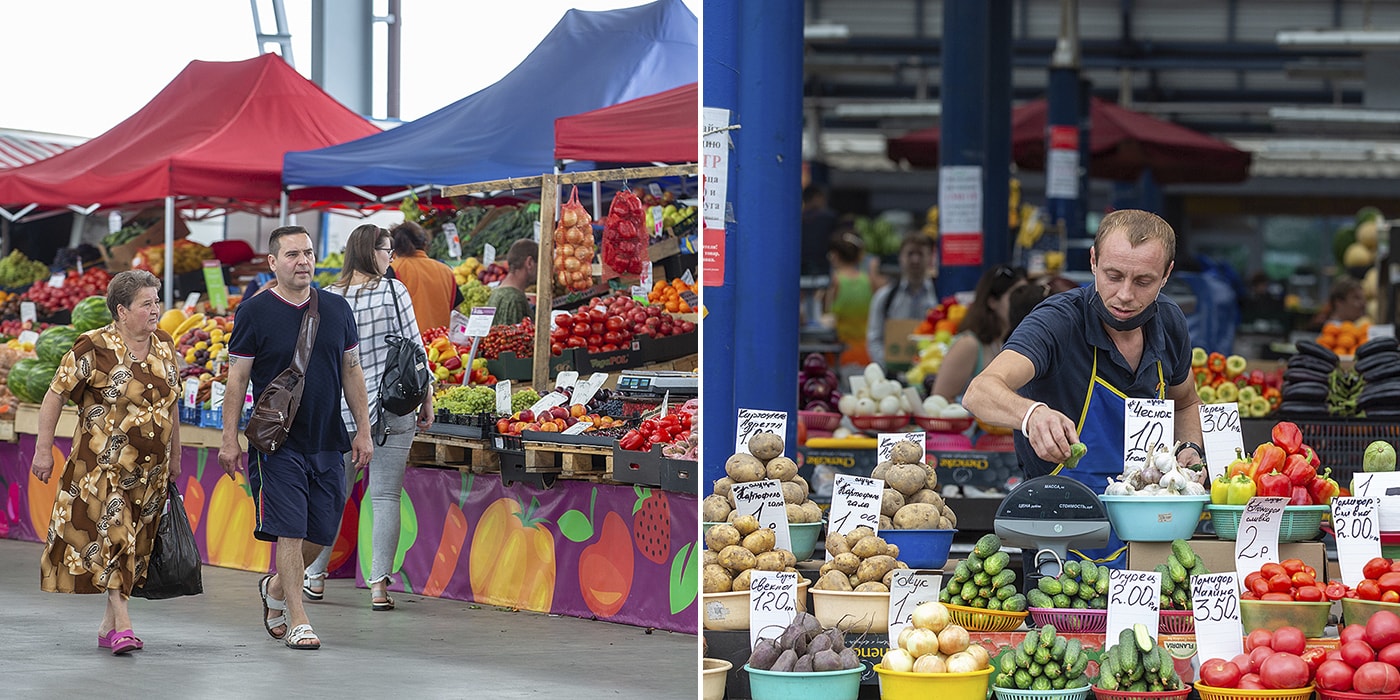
[0,539,698,699]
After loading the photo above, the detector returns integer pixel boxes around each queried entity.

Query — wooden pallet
[409,435,500,473]
[523,441,615,482]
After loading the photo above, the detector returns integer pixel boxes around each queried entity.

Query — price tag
[183,292,202,316]
[1234,496,1287,580]
[1191,573,1244,663]
[680,290,698,311]
[554,371,579,391]
[1369,324,1395,340]
[77,259,83,275]
[888,571,943,642]
[210,381,226,409]
[244,388,254,412]
[640,264,654,290]
[532,220,542,242]
[562,420,592,435]
[648,183,663,198]
[826,475,883,559]
[1198,403,1244,482]
[483,242,496,267]
[465,307,495,337]
[19,301,35,325]
[549,310,570,331]
[108,211,123,233]
[848,375,868,398]
[732,479,791,553]
[1124,398,1174,475]
[444,222,462,259]
[877,432,926,464]
[660,389,670,417]
[527,391,568,414]
[571,373,608,407]
[1350,472,1400,533]
[1106,569,1162,644]
[1333,497,1382,586]
[735,409,789,456]
[48,272,65,288]
[749,571,799,649]
[651,206,665,236]
[447,310,471,345]
[682,269,695,286]
[17,330,38,346]
[184,378,200,407]
[495,380,513,415]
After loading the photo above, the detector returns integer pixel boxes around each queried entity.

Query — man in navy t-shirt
[219,226,372,651]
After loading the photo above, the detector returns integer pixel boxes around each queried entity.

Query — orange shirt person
[388,221,458,334]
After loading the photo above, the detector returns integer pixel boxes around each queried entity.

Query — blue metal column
[1046,0,1085,257]
[731,0,805,453]
[939,0,990,296]
[701,0,740,487]
[983,0,1014,269]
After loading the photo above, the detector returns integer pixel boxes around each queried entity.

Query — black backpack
[376,283,432,442]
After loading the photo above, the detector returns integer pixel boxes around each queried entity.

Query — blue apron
[1053,347,1165,568]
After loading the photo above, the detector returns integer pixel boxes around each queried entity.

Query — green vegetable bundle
[993,624,1090,691]
[941,533,1029,612]
[1027,559,1109,610]
[1096,624,1183,692]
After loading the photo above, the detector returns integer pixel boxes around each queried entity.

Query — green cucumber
[1000,653,1019,675]
[1167,557,1188,584]
[993,569,1016,589]
[1038,577,1062,596]
[995,673,1014,689]
[1096,566,1110,594]
[1032,676,1052,692]
[1034,646,1052,665]
[1071,598,1088,609]
[1029,661,1044,677]
[1039,624,1057,648]
[986,597,1002,611]
[1079,561,1097,585]
[953,561,972,582]
[1063,638,1082,668]
[1170,539,1197,569]
[1052,676,1067,690]
[996,584,1018,601]
[1014,669,1033,689]
[1028,589,1054,608]
[984,551,1011,576]
[973,571,992,587]
[1051,637,1067,659]
[1003,594,1029,613]
[1063,560,1081,579]
[973,533,1001,558]
[1052,593,1072,608]
[1061,577,1080,598]
[1134,623,1155,653]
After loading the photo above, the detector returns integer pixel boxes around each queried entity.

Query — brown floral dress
[40,325,179,595]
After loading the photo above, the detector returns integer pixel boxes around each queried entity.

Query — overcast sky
[2,0,700,138]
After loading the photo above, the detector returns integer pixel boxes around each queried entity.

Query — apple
[518,409,534,422]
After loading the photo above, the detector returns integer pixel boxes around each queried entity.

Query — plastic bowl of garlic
[1098,494,1210,542]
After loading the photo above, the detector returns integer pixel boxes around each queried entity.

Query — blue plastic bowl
[881,528,956,568]
[745,665,862,700]
[1099,495,1209,542]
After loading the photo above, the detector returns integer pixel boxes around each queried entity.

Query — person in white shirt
[866,232,939,367]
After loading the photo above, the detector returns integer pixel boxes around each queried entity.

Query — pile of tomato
[1241,560,1333,602]
[480,318,535,359]
[23,267,114,314]
[1345,557,1400,603]
[617,409,693,452]
[549,299,635,356]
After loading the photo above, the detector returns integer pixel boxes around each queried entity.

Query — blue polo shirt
[228,287,360,455]
[1003,285,1192,477]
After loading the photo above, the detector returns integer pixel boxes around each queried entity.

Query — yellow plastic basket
[945,603,1029,632]
[876,666,992,700]
[1193,683,1315,700]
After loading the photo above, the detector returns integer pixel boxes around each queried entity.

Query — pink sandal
[100,629,142,655]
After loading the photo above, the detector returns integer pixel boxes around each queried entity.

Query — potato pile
[813,525,910,593]
[702,514,799,593]
[746,611,861,673]
[871,440,958,530]
[702,431,823,525]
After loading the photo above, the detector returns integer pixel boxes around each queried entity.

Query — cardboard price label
[482,242,496,267]
[183,378,200,407]
[1332,497,1382,586]
[732,479,792,553]
[749,571,799,649]
[571,373,608,407]
[1191,573,1243,663]
[1350,472,1400,532]
[735,409,788,456]
[17,330,38,346]
[887,571,942,642]
[826,475,882,557]
[48,272,65,289]
[1106,569,1162,643]
[209,381,225,409]
[554,371,579,391]
[19,301,35,324]
[562,420,592,436]
[1198,403,1243,482]
[495,380,513,415]
[877,432,926,464]
[1124,399,1174,475]
[1234,496,1287,581]
[527,391,567,414]
[465,307,495,337]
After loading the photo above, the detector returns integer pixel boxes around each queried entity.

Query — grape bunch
[0,250,49,288]
[437,385,496,415]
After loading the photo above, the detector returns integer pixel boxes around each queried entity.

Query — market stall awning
[0,54,380,212]
[554,83,697,164]
[282,0,697,199]
[887,97,1253,184]
[0,129,85,170]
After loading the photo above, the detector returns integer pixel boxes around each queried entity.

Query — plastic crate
[1159,609,1196,635]
[1027,607,1107,634]
[1292,417,1400,486]
[994,684,1092,700]
[1194,684,1314,700]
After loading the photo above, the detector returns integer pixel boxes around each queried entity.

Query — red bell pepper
[1289,485,1311,505]
[1282,453,1314,486]
[1263,386,1282,410]
[1234,374,1251,388]
[1249,369,1266,388]
[1194,368,1211,387]
[1208,352,1227,374]
[1252,443,1287,479]
[1258,470,1291,498]
[1301,444,1320,469]
[1272,421,1303,454]
[1307,470,1340,506]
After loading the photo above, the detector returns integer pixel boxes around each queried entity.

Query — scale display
[617,370,698,397]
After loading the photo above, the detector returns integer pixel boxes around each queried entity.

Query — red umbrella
[886,96,1252,184]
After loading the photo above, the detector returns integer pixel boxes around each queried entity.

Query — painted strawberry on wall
[631,486,670,565]
[560,487,634,619]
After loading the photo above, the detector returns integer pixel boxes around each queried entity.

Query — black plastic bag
[132,486,203,599]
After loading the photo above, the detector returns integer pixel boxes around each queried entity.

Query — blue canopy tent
[282,0,697,205]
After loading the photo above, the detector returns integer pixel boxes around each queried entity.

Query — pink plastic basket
[798,410,842,432]
[1159,609,1196,635]
[850,414,911,432]
[1028,607,1107,634]
[913,415,975,433]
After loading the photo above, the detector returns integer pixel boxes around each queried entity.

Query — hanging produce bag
[601,189,649,278]
[553,186,595,292]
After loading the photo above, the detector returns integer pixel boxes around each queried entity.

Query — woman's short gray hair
[106,270,161,318]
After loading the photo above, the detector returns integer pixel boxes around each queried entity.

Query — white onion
[904,628,941,658]
[937,624,970,655]
[939,404,970,419]
[911,601,950,633]
[855,397,877,416]
[878,396,901,415]
[864,363,885,387]
[870,380,893,400]
[946,651,980,674]
[896,626,917,651]
[838,394,859,416]
[924,395,949,413]
[881,648,915,673]
[964,643,991,670]
[912,653,947,674]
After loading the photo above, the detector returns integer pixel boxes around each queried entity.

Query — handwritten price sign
[732,479,792,553]
[1197,403,1243,482]
[877,432,926,464]
[826,475,882,559]
[1332,497,1382,586]
[1234,497,1287,583]
[1191,573,1243,663]
[887,571,942,642]
[736,409,788,456]
[750,571,799,649]
[1106,569,1162,643]
[1124,399,1174,475]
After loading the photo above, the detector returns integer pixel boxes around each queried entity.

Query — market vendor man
[962,209,1203,564]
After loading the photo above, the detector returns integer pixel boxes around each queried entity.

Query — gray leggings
[307,411,417,585]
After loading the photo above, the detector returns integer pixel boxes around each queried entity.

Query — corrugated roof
[0,128,86,169]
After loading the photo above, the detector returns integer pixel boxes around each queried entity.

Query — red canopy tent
[554,83,697,163]
[0,54,380,213]
[886,96,1252,184]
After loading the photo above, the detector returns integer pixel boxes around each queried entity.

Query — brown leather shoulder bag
[244,290,319,454]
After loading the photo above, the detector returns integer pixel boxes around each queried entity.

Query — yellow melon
[158,309,186,336]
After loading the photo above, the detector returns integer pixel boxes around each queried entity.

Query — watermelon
[72,296,111,333]
[25,361,57,405]
[8,358,43,404]
[35,325,80,366]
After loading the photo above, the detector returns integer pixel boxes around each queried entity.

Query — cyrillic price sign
[749,571,799,649]
[1106,569,1161,643]
[732,479,791,553]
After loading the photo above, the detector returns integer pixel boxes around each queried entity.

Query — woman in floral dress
[30,270,181,655]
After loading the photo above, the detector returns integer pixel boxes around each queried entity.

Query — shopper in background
[486,239,538,327]
[303,224,432,610]
[1007,280,1052,332]
[389,221,459,334]
[823,226,876,369]
[220,225,373,650]
[801,185,838,279]
[31,270,180,655]
[932,264,1028,402]
[963,210,1203,565]
[1314,276,1367,327]
[866,232,938,368]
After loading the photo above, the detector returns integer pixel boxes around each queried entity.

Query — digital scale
[616,370,698,399]
[994,475,1110,578]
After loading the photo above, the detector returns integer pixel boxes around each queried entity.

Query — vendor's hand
[1025,405,1081,466]
[1177,445,1203,467]
[31,450,54,484]
[218,436,244,478]
[350,432,374,469]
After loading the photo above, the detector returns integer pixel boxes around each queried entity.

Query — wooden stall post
[534,173,558,388]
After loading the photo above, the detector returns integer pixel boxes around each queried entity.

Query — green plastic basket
[1205,504,1329,541]
[994,684,1093,700]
